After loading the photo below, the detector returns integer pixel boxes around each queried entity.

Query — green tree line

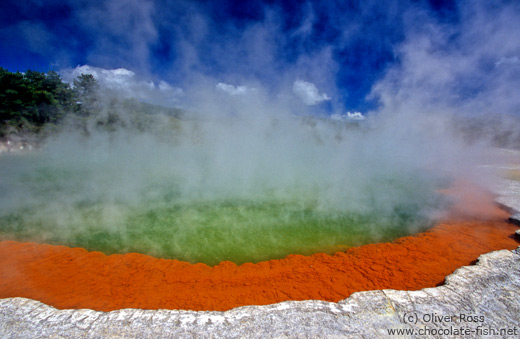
[1,67,185,140]
[0,67,98,137]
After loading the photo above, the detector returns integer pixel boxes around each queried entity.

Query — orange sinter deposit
[0,182,519,312]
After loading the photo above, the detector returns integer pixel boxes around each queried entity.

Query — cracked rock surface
[496,179,520,213]
[1,247,519,338]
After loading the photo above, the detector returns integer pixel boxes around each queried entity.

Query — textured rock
[1,247,519,338]
[495,179,520,213]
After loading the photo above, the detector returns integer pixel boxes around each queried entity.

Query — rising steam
[0,81,484,264]
[1,0,520,264]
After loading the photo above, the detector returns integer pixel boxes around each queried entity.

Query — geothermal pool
[0,162,440,266]
[0,145,519,311]
[0,197,518,311]
[1,118,518,312]
[0,119,449,265]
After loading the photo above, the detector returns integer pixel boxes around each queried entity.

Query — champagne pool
[0,123,450,266]
[0,195,441,266]
[0,159,447,266]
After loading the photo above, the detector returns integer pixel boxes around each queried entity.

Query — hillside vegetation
[0,68,182,143]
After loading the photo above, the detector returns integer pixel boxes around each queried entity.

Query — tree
[0,68,76,136]
[73,74,100,117]
[0,68,26,123]
[42,71,75,123]
[73,74,99,101]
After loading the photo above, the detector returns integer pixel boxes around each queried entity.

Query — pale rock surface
[496,179,520,213]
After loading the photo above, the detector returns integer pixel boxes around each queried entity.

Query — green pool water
[0,143,449,266]
[0,190,444,266]
[0,198,437,265]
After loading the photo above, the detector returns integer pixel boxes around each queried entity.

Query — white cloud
[60,65,184,106]
[216,82,254,95]
[63,65,135,87]
[331,112,365,121]
[292,80,331,105]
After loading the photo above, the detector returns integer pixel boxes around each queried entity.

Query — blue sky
[1,0,519,116]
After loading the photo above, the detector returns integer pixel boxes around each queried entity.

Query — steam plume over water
[1,1,520,264]
[0,100,481,264]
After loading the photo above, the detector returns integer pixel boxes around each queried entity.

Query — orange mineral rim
[1,184,518,312]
